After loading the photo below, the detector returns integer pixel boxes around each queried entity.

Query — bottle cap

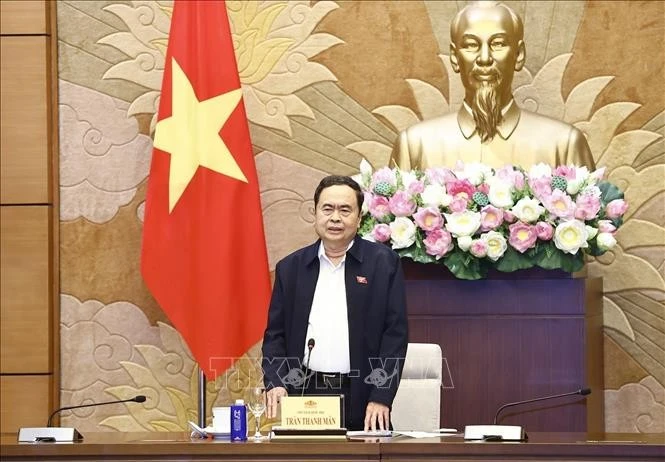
[235,399,244,405]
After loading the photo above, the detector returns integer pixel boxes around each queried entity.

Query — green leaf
[443,249,485,280]
[586,238,604,257]
[397,246,436,264]
[598,181,624,205]
[359,216,377,236]
[534,243,584,272]
[495,246,534,272]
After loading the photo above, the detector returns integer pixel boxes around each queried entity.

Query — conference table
[1,431,663,461]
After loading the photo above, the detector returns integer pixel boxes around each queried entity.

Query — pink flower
[508,222,538,253]
[447,179,475,200]
[388,190,417,217]
[450,196,468,213]
[544,189,576,219]
[535,221,554,240]
[407,180,425,195]
[426,167,456,186]
[370,167,397,187]
[413,207,444,232]
[469,239,488,258]
[575,194,601,220]
[554,165,576,180]
[605,199,628,219]
[371,223,391,242]
[480,205,504,231]
[477,183,490,195]
[496,166,525,189]
[513,171,525,190]
[528,177,553,201]
[598,220,617,233]
[368,195,390,220]
[590,167,606,182]
[504,211,517,223]
[423,228,454,259]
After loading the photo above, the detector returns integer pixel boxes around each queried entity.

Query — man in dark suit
[262,175,408,431]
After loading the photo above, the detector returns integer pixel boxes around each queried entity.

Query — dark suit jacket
[262,235,408,429]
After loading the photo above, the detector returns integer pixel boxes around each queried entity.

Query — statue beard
[471,67,503,143]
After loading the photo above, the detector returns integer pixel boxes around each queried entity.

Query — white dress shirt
[302,242,352,373]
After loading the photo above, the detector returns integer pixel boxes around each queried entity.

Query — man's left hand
[364,401,390,431]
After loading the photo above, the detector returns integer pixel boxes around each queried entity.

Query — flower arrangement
[354,160,628,280]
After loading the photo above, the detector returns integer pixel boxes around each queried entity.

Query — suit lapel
[345,237,367,370]
[291,242,320,356]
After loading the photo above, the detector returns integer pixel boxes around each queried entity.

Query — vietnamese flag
[141,0,270,379]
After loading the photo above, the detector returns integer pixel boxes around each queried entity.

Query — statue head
[450,1,526,142]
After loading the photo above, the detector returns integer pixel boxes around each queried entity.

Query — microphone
[301,338,315,397]
[19,395,147,442]
[493,388,591,424]
[47,395,147,427]
[464,387,591,441]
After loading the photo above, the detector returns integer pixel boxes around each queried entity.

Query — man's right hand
[266,386,288,419]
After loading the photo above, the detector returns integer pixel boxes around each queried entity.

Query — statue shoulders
[519,109,583,136]
[401,112,459,139]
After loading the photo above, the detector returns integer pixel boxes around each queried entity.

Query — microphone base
[463,425,526,441]
[18,427,83,442]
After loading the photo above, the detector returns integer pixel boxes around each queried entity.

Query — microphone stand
[464,388,591,441]
[301,339,315,397]
[19,395,147,442]
[47,396,146,427]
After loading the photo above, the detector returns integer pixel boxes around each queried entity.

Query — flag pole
[198,368,206,428]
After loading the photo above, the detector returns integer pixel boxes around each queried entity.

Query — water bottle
[230,399,247,441]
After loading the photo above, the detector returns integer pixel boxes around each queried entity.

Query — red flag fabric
[141,0,270,379]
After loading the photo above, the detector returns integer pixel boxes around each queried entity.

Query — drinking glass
[247,387,267,440]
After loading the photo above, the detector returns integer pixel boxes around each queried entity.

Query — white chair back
[391,343,442,431]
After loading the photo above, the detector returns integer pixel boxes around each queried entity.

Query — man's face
[451,6,523,106]
[314,185,361,250]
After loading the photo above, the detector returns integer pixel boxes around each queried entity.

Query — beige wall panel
[0,1,47,35]
[0,375,51,433]
[0,206,51,373]
[0,36,50,204]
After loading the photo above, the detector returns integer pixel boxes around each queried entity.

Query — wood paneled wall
[0,0,57,433]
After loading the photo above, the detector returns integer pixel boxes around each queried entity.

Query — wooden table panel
[0,376,51,433]
[0,206,52,373]
[0,1,48,35]
[0,36,51,204]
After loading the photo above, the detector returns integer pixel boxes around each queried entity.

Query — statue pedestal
[402,260,604,432]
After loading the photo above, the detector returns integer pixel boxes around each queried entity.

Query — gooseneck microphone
[47,395,147,427]
[493,388,591,424]
[301,338,316,397]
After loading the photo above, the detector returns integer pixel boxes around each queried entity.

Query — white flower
[566,178,584,195]
[529,163,552,179]
[421,184,451,207]
[575,166,590,183]
[389,217,416,249]
[444,211,482,237]
[481,231,508,261]
[360,158,373,177]
[456,162,492,186]
[399,169,418,189]
[580,185,601,198]
[553,220,589,254]
[585,225,598,240]
[512,197,545,223]
[457,235,473,251]
[596,232,617,250]
[487,179,514,208]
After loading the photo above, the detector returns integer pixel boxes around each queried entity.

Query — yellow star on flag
[153,57,247,212]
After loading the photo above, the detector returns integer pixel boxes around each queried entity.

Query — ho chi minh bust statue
[390,1,595,170]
